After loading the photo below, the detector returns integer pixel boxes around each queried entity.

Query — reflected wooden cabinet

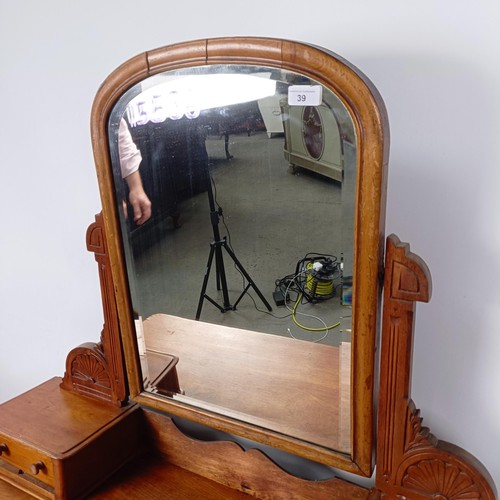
[0,37,496,499]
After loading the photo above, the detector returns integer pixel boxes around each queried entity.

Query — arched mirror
[90,38,388,475]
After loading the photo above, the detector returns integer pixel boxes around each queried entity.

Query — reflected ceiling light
[126,74,277,127]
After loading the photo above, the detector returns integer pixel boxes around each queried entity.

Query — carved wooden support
[373,235,496,499]
[143,410,370,499]
[61,213,128,406]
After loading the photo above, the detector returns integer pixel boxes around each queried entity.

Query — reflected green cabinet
[282,101,344,181]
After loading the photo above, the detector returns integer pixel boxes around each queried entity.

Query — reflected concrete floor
[131,131,353,347]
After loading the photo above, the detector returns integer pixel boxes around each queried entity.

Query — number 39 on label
[287,85,322,106]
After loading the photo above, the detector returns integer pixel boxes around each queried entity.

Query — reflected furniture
[282,101,343,182]
[142,313,351,452]
[0,37,496,499]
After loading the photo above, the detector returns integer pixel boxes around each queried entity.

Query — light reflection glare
[126,74,277,127]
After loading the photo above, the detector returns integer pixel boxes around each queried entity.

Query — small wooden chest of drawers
[0,378,141,499]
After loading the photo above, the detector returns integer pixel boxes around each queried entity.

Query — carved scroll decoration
[372,235,496,499]
[61,213,127,406]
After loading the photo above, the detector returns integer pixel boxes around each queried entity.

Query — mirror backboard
[90,38,388,475]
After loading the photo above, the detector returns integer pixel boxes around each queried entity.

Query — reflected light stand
[195,167,272,320]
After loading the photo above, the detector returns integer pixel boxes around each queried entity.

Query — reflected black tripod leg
[196,240,234,320]
[214,240,232,311]
[196,243,218,320]
[222,240,272,312]
[196,164,272,320]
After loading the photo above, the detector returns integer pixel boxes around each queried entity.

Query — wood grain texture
[61,213,127,407]
[0,378,142,499]
[90,453,251,499]
[0,475,42,500]
[89,36,389,475]
[143,410,369,500]
[372,235,497,499]
[142,313,347,452]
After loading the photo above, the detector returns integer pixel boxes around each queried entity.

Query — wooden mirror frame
[86,37,388,475]
[0,36,483,498]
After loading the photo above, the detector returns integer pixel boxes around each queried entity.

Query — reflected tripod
[195,170,272,320]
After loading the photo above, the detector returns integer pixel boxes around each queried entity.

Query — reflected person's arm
[119,118,152,225]
[124,170,152,225]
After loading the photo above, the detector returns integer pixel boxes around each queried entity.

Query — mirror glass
[108,64,356,454]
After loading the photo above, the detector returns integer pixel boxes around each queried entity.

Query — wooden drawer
[0,436,54,487]
[0,378,142,499]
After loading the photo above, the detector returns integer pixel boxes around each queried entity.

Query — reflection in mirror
[108,65,356,454]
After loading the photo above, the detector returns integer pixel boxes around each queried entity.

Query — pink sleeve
[118,119,142,178]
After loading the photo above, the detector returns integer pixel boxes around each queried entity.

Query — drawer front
[0,434,54,486]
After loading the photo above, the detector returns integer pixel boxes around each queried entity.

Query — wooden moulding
[61,213,128,407]
[371,235,497,499]
[142,409,369,500]
[85,36,389,476]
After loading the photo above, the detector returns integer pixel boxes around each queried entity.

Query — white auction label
[287,85,322,106]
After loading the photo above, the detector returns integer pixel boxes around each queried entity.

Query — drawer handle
[30,461,45,475]
[0,443,8,455]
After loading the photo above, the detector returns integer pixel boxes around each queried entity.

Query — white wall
[1,0,499,489]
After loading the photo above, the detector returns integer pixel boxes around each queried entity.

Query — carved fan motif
[406,404,436,451]
[61,341,117,403]
[403,459,480,499]
[72,352,111,386]
[374,236,496,499]
[60,214,127,406]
